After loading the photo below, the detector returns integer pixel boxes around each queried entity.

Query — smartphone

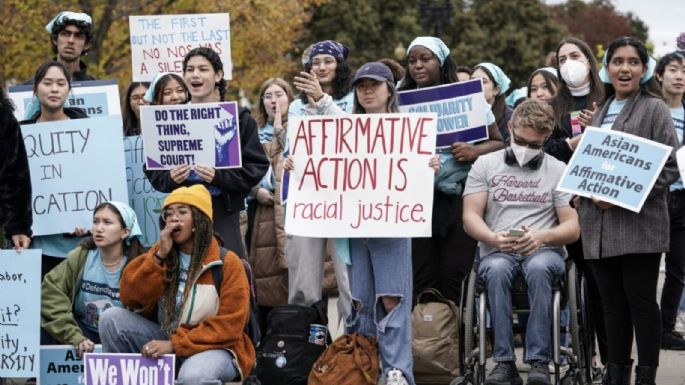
[508,229,525,237]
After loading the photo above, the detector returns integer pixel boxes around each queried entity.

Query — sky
[545,0,682,56]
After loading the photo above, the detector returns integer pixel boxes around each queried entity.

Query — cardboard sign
[83,353,175,385]
[140,102,242,170]
[285,113,437,237]
[557,127,672,212]
[21,116,129,236]
[40,345,102,385]
[129,13,232,81]
[398,79,489,148]
[0,249,41,377]
[9,80,121,121]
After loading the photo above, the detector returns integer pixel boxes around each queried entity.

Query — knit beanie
[163,185,213,220]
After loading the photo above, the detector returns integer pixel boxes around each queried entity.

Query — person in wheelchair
[462,99,580,385]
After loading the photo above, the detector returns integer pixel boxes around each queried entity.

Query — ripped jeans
[346,238,414,385]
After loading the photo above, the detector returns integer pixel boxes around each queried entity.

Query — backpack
[256,300,330,385]
[412,288,460,384]
[212,247,261,347]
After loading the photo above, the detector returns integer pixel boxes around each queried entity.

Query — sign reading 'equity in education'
[557,127,672,213]
[285,113,437,237]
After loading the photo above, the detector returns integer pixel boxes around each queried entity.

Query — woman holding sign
[397,37,504,306]
[41,201,144,357]
[577,37,679,385]
[99,185,255,384]
[145,47,268,259]
[21,61,90,277]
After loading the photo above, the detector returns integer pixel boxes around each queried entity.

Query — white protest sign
[129,13,232,81]
[285,113,437,237]
[21,116,129,236]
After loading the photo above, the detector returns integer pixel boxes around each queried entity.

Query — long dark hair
[300,57,352,103]
[527,69,559,98]
[0,87,14,112]
[151,73,189,106]
[473,65,508,126]
[32,61,72,93]
[79,202,146,262]
[398,55,459,91]
[602,36,662,102]
[123,82,149,136]
[549,37,604,127]
[183,47,226,101]
[158,206,214,334]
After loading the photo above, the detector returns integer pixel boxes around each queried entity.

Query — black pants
[662,190,685,331]
[212,196,246,259]
[591,253,661,366]
[412,194,477,305]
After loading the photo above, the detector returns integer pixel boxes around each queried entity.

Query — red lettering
[417,117,433,155]
[291,121,310,155]
[298,158,319,191]
[394,158,408,191]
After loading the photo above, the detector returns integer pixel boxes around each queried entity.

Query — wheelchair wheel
[463,269,478,365]
[567,263,590,384]
[579,274,594,384]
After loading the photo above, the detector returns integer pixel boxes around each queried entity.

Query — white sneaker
[386,368,409,385]
[549,363,570,376]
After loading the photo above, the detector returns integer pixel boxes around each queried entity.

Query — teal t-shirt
[670,106,685,191]
[32,235,86,258]
[74,249,125,334]
[174,251,191,315]
[600,99,627,129]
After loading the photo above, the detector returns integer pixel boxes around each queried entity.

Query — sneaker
[527,361,552,385]
[675,313,685,333]
[484,361,522,385]
[591,365,605,384]
[548,362,569,376]
[386,368,409,385]
[661,329,685,350]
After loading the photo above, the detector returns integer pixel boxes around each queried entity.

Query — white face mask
[510,141,542,167]
[560,59,590,88]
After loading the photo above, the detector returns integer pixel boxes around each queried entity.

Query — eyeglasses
[161,207,192,222]
[511,128,548,150]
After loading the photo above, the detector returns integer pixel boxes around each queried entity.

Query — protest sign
[40,345,102,385]
[676,146,685,184]
[141,102,242,170]
[22,116,129,236]
[285,113,437,237]
[84,353,175,385]
[0,250,41,377]
[129,13,232,81]
[9,80,121,121]
[557,127,672,212]
[398,79,489,149]
[124,136,167,246]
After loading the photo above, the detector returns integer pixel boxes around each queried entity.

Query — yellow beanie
[163,184,213,220]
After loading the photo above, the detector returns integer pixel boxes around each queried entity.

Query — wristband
[153,253,165,263]
[314,93,324,102]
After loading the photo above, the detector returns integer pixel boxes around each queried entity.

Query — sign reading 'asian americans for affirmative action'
[556,127,672,212]
[285,113,437,237]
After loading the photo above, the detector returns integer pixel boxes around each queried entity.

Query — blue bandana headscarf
[406,37,450,66]
[598,48,656,85]
[45,11,92,33]
[144,72,173,103]
[506,87,528,107]
[476,62,511,95]
[309,40,349,61]
[107,201,143,245]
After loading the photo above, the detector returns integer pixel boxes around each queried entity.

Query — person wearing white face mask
[463,99,580,385]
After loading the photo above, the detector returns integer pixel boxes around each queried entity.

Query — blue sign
[557,127,673,212]
[398,79,490,149]
[40,345,102,385]
[0,249,41,377]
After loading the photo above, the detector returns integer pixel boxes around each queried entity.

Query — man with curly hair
[44,11,96,81]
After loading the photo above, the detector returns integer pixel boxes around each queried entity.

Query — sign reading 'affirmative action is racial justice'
[557,127,672,213]
[285,113,437,238]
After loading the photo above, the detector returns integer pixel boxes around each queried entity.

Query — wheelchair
[452,255,593,385]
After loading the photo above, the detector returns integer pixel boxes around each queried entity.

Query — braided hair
[183,47,226,101]
[158,206,214,335]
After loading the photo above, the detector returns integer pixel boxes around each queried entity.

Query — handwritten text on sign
[84,353,174,385]
[398,79,489,149]
[21,116,129,236]
[556,127,672,212]
[141,102,242,170]
[129,13,232,81]
[285,113,437,237]
[124,136,167,246]
[0,249,41,377]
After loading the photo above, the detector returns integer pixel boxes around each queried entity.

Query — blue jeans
[346,238,414,385]
[98,307,239,384]
[479,249,565,363]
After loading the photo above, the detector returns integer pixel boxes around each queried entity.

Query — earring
[192,228,195,232]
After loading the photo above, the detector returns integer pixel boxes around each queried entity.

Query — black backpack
[256,300,330,385]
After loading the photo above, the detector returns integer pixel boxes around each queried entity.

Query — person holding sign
[577,37,679,385]
[41,201,144,357]
[655,51,685,351]
[397,37,504,306]
[145,47,268,259]
[472,63,513,141]
[123,81,150,136]
[462,100,580,385]
[99,185,255,384]
[21,61,90,277]
[0,87,32,250]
